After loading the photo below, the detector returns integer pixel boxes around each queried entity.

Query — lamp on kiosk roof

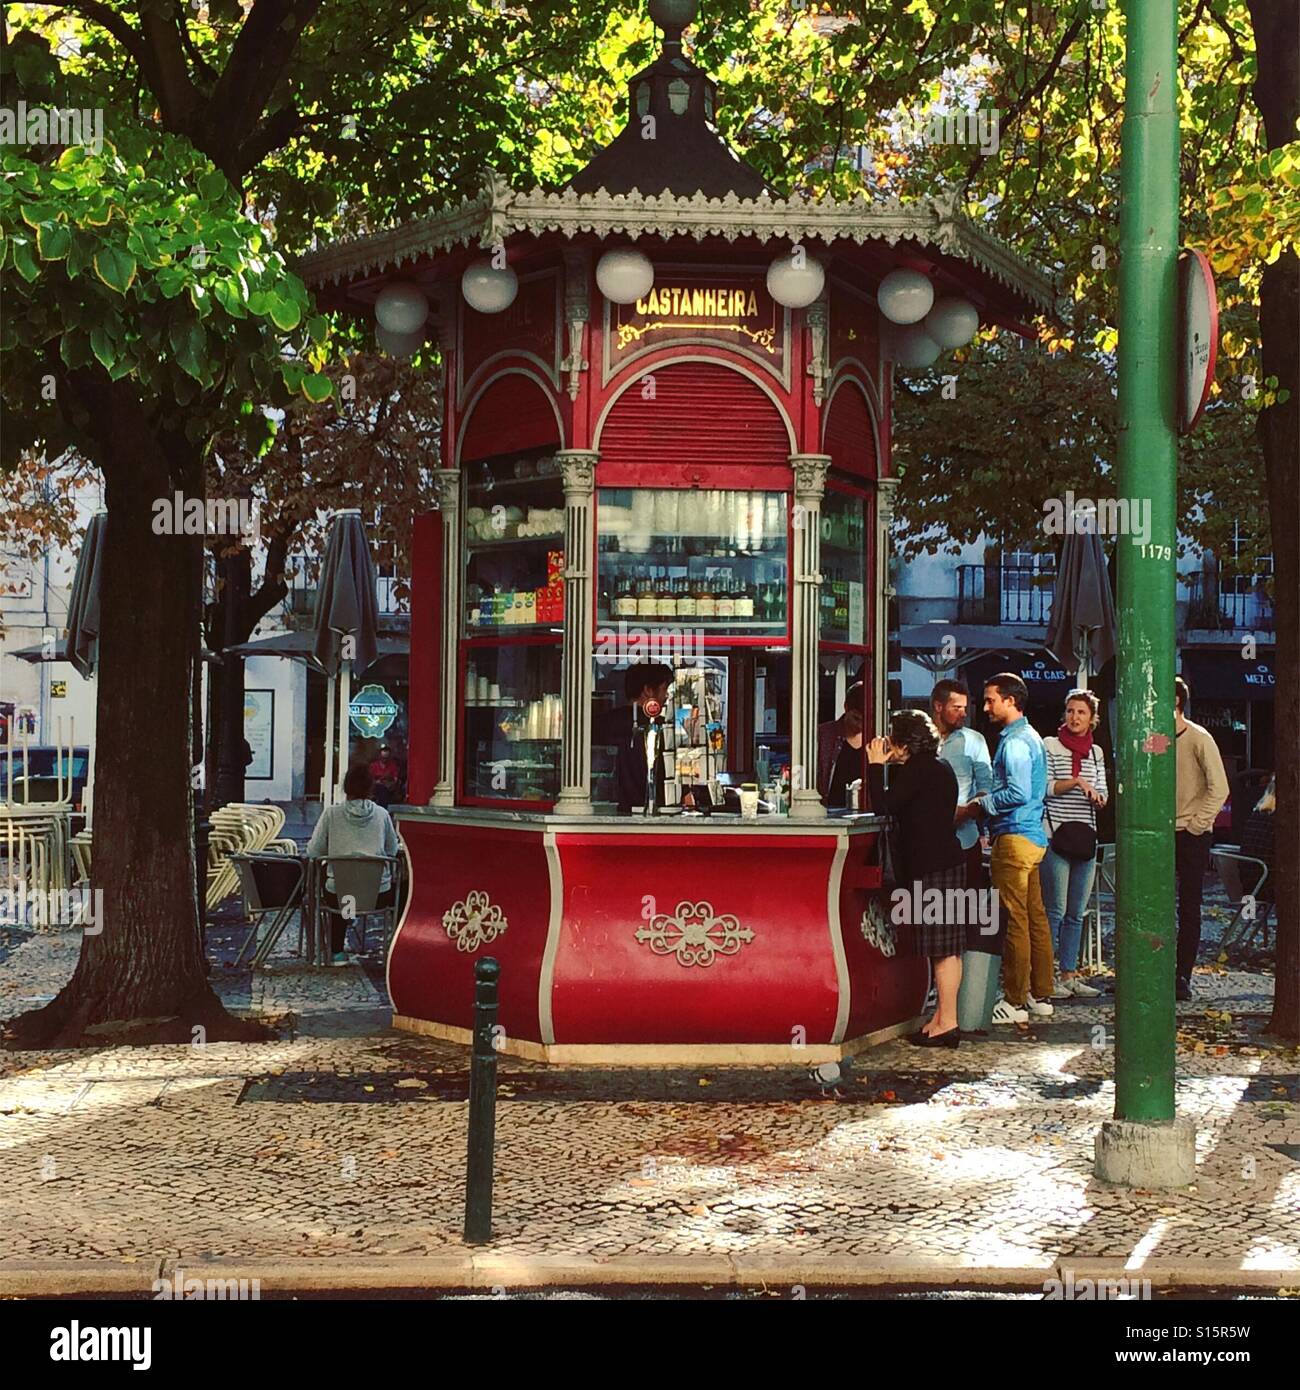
[876,267,935,325]
[375,322,426,357]
[374,281,429,335]
[766,249,825,308]
[883,321,941,369]
[924,295,980,349]
[461,258,518,313]
[596,247,655,304]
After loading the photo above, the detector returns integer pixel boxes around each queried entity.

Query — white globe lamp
[461,259,518,314]
[876,268,935,325]
[596,248,654,305]
[374,281,429,335]
[924,296,980,349]
[884,322,941,369]
[376,323,426,357]
[766,251,825,309]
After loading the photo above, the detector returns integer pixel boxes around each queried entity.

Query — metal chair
[316,853,401,960]
[230,851,308,968]
[1209,846,1272,952]
[1082,842,1115,972]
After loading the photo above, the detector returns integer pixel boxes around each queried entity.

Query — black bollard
[464,957,500,1244]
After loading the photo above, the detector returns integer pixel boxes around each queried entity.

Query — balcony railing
[1184,573,1273,633]
[957,563,1056,627]
[282,557,406,618]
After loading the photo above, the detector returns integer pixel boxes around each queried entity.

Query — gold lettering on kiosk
[622,281,773,352]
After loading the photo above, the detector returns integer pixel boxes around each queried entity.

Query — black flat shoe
[907,1028,960,1048]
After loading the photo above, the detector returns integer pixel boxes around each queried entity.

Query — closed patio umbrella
[1044,506,1118,688]
[64,511,106,819]
[311,510,379,807]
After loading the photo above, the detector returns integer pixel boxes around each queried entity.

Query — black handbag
[1046,748,1099,862]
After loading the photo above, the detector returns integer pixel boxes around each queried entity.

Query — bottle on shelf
[734,573,754,620]
[696,572,716,620]
[658,568,675,620]
[716,573,736,620]
[677,574,696,619]
[613,569,637,619]
[635,567,655,619]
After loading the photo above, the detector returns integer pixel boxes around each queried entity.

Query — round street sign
[1178,248,1218,435]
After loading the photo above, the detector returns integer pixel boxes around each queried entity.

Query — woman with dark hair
[867,709,966,1047]
[307,763,401,964]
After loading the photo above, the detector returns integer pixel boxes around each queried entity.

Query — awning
[228,630,409,671]
[898,624,1047,673]
[1180,651,1275,702]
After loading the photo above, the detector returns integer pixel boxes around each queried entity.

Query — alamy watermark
[890,881,999,934]
[1043,1269,1152,1300]
[595,622,703,666]
[1042,493,1152,547]
[1,880,102,933]
[151,493,261,542]
[152,1268,261,1301]
[0,102,103,155]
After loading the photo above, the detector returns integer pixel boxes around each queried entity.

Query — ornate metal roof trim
[298,170,1057,315]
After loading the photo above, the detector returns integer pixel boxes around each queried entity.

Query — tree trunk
[1246,0,1299,1040]
[7,382,264,1046]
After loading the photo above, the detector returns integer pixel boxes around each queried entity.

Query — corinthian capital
[557,450,598,496]
[789,453,831,503]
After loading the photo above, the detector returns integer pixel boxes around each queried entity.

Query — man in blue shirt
[962,673,1053,1025]
[931,678,993,889]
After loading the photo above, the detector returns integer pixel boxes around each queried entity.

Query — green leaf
[93,245,137,295]
[198,169,230,203]
[89,326,117,371]
[36,222,72,261]
[267,295,301,331]
[11,238,40,283]
[301,373,333,403]
[213,276,248,318]
[307,314,329,344]
[169,313,208,381]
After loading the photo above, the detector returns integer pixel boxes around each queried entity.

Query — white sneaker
[1066,977,1101,998]
[1026,995,1054,1017]
[1050,977,1073,1000]
[992,997,1029,1025]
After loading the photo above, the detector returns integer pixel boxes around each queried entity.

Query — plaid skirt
[907,862,968,959]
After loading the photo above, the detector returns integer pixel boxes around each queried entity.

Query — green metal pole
[1114,0,1178,1124]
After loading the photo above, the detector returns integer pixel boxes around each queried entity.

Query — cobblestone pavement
[1,915,1297,1280]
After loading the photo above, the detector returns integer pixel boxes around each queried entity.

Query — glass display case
[596,488,788,636]
[819,486,867,646]
[460,641,562,803]
[464,449,565,632]
[459,448,563,806]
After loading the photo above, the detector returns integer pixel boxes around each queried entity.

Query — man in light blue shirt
[959,673,1052,1025]
[931,679,993,886]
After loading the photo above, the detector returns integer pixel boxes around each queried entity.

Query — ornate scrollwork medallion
[635,899,754,968]
[442,890,508,953]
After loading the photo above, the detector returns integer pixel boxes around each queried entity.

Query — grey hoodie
[306,798,400,893]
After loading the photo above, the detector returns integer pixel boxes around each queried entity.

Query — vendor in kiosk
[593,661,674,815]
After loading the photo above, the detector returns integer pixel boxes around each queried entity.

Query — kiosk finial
[649,0,696,57]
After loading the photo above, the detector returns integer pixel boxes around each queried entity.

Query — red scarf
[1057,723,1093,777]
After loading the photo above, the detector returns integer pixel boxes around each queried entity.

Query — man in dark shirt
[592,663,674,814]
[817,681,866,809]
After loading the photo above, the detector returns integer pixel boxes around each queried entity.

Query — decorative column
[789,453,831,819]
[872,475,900,739]
[430,468,461,807]
[553,450,598,815]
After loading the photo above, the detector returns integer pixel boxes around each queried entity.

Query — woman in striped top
[1040,690,1108,998]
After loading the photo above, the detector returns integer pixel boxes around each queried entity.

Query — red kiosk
[301,0,1054,1064]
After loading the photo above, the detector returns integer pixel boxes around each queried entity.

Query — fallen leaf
[394,1078,428,1089]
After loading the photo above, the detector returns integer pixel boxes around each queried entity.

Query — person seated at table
[306,764,401,964]
[592,662,674,815]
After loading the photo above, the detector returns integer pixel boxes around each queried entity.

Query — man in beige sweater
[1175,676,1230,999]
